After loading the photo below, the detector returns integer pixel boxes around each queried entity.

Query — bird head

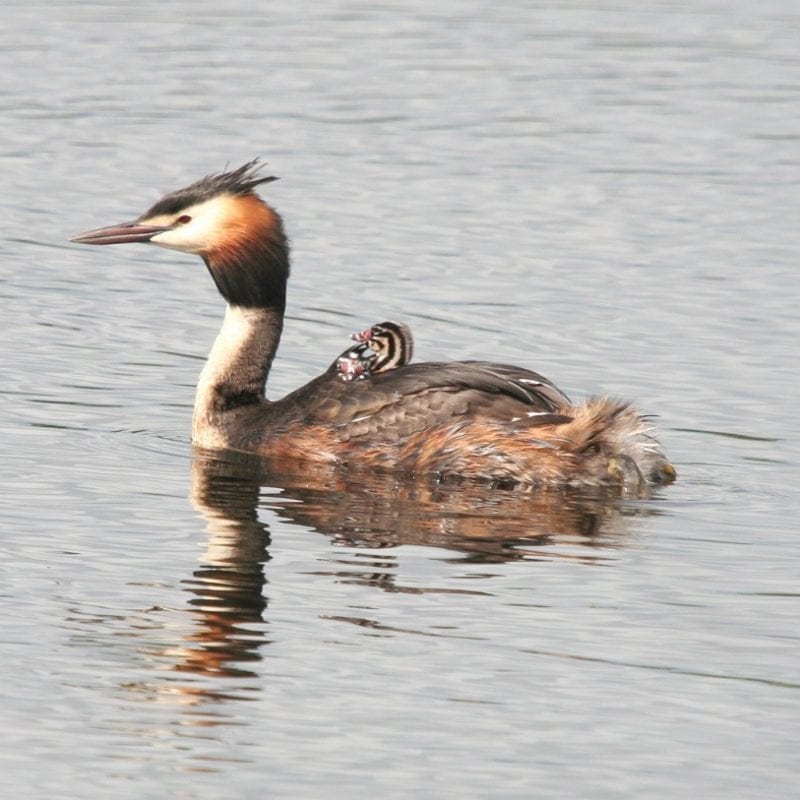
[72,160,290,309]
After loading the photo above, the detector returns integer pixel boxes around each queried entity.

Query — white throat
[192,304,280,448]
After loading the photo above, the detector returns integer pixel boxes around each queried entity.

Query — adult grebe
[71,161,675,489]
[335,321,414,381]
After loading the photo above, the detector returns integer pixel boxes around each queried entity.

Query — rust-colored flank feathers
[71,160,676,492]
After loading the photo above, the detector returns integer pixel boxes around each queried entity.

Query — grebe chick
[354,321,414,371]
[334,342,372,382]
[335,321,414,382]
[71,161,676,490]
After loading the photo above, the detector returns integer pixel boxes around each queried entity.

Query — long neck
[191,201,290,447]
[192,304,283,446]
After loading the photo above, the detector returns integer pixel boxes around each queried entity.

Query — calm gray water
[1,2,798,798]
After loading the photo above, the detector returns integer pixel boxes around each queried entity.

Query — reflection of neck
[179,454,271,678]
[192,304,283,447]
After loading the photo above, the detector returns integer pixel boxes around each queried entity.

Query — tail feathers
[550,396,676,488]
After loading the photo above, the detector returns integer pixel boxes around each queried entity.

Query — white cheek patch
[147,196,235,254]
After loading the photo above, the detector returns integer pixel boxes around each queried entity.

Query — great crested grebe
[72,161,676,489]
[335,321,414,382]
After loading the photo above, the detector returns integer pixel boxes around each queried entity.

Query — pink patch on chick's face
[336,354,369,381]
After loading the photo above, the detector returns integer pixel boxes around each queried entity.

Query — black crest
[141,159,279,219]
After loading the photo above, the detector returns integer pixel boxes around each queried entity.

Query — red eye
[177,214,192,224]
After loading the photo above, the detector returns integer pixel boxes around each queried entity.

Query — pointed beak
[352,327,374,343]
[70,221,169,245]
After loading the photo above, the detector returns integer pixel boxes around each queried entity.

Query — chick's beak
[70,221,169,245]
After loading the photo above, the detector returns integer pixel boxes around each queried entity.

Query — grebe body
[72,161,675,489]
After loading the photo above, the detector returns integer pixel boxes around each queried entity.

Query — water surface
[1,2,798,798]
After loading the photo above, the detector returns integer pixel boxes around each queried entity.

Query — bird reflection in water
[176,455,273,682]
[180,448,542,684]
[68,451,664,733]
[192,447,661,575]
[181,450,664,648]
